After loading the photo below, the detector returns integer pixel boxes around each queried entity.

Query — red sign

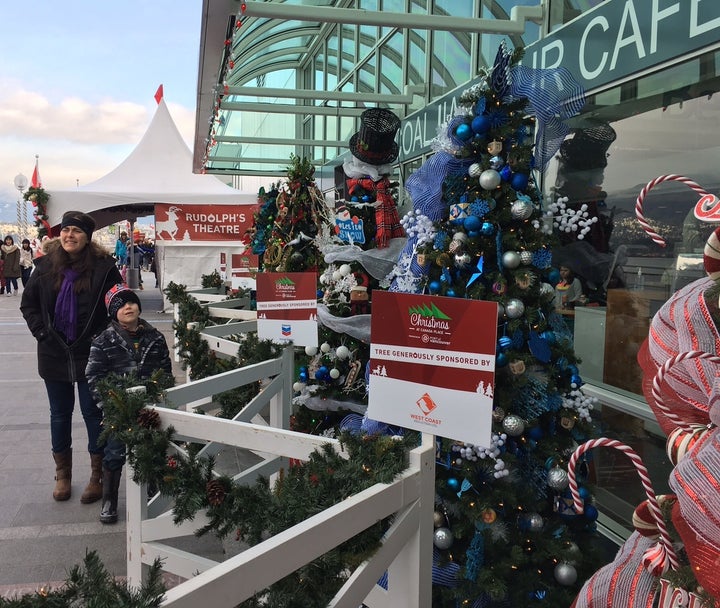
[256,273,318,346]
[367,291,497,445]
[155,203,253,242]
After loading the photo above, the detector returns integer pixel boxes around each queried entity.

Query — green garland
[0,551,166,608]
[23,187,50,238]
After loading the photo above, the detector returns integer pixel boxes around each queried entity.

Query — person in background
[2,235,21,296]
[86,284,173,523]
[20,211,122,503]
[114,231,128,269]
[19,238,34,287]
[554,264,584,309]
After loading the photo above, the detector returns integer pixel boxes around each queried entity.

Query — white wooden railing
[125,293,435,607]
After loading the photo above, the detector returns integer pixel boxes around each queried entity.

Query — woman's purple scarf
[54,268,80,341]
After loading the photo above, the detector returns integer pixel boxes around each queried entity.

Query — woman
[1,235,21,296]
[19,238,34,287]
[20,211,122,502]
[554,265,584,309]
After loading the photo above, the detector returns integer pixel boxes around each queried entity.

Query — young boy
[86,284,173,524]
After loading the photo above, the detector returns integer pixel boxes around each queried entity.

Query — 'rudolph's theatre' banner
[155,203,254,243]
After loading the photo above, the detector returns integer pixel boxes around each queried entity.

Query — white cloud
[0,86,196,199]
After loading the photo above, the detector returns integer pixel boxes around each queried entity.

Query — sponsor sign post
[256,273,318,347]
[367,291,497,446]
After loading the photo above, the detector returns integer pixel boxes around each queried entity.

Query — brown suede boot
[80,453,104,504]
[52,449,72,501]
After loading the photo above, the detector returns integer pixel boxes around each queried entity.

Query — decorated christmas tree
[387,42,605,606]
[291,108,406,431]
[255,154,332,273]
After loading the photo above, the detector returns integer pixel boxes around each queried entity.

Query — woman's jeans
[21,267,32,286]
[44,380,103,455]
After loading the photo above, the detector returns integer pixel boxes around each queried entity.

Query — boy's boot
[99,467,122,524]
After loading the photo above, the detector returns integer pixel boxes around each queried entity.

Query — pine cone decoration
[136,408,161,429]
[206,479,227,506]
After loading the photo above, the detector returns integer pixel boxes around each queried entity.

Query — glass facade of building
[197,0,720,543]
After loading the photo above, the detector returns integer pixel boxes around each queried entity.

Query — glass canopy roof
[193,0,541,177]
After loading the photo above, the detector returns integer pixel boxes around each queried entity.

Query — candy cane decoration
[568,438,679,574]
[651,351,720,431]
[635,175,710,247]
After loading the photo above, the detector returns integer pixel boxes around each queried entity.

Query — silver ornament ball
[527,512,544,532]
[511,199,533,220]
[433,511,445,527]
[479,169,501,190]
[502,414,525,436]
[539,283,555,299]
[469,163,483,178]
[547,466,570,491]
[554,562,578,586]
[433,527,454,550]
[502,251,521,269]
[519,250,533,265]
[504,298,525,319]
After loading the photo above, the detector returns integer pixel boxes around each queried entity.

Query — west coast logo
[410,392,441,426]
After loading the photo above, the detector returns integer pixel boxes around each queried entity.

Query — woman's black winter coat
[20,242,122,383]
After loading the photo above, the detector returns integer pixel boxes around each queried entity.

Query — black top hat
[349,108,401,165]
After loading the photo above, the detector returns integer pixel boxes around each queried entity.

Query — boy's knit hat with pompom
[104,283,141,321]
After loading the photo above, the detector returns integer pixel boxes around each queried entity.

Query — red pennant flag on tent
[31,156,42,188]
[154,84,164,104]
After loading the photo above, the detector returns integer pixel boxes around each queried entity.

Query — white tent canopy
[46,98,257,226]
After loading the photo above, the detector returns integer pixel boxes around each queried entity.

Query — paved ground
[0,271,212,598]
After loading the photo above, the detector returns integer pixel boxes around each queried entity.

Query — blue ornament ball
[299,372,308,382]
[511,172,529,192]
[351,195,359,202]
[570,374,583,387]
[584,504,599,521]
[455,123,472,141]
[496,352,508,367]
[548,268,561,285]
[471,115,490,134]
[463,215,481,231]
[445,288,456,297]
[540,330,556,345]
[498,336,512,350]
[480,221,495,236]
[428,280,442,294]
[317,289,324,298]
[578,486,591,500]
[467,230,479,238]
[361,194,371,203]
[447,477,460,490]
[568,364,579,375]
[499,165,512,181]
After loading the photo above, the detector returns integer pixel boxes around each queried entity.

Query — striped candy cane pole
[568,438,679,574]
[651,351,720,432]
[635,175,709,248]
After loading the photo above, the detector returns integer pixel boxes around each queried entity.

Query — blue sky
[0,1,203,213]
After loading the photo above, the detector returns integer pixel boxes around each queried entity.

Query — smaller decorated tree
[258,154,332,273]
